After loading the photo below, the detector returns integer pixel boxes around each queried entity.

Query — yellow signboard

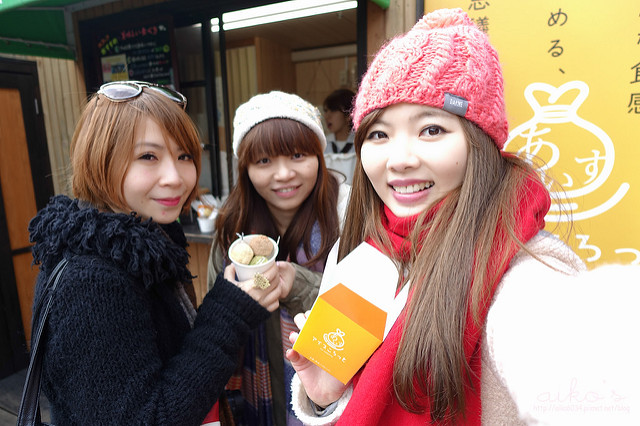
[425,1,640,266]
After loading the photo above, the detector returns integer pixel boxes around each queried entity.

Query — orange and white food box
[292,242,409,384]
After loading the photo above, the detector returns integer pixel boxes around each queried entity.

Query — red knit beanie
[352,8,508,148]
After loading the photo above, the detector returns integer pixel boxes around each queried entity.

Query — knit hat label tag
[443,93,469,117]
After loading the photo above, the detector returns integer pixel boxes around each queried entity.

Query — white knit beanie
[232,91,327,157]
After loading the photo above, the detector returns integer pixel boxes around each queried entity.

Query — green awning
[0,0,117,60]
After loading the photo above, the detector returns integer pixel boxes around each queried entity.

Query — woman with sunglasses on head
[28,81,281,425]
[285,9,640,425]
[207,91,350,426]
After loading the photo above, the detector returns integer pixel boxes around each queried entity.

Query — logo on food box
[311,330,348,364]
[323,328,345,351]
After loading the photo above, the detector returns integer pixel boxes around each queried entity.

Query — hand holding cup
[224,261,281,312]
[226,234,281,311]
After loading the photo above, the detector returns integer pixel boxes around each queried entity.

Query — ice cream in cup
[228,234,279,281]
[196,204,217,233]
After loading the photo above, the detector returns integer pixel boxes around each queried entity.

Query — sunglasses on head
[97,80,187,110]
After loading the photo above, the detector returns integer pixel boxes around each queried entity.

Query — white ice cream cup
[228,234,279,281]
[197,216,215,233]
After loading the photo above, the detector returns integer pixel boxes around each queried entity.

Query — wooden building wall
[0,54,86,196]
[296,56,358,109]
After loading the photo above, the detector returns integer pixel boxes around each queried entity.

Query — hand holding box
[292,242,409,384]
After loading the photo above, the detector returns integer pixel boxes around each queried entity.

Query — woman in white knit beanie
[207,91,350,426]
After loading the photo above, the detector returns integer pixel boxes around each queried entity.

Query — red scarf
[336,175,550,425]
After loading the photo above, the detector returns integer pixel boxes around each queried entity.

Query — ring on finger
[253,272,271,289]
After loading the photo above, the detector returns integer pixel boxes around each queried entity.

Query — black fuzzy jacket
[28,195,269,425]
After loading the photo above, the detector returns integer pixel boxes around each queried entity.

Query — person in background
[322,88,356,155]
[208,91,350,426]
[286,9,640,425]
[322,88,357,185]
[28,81,281,425]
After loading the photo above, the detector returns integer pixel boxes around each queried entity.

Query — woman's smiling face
[360,103,468,217]
[121,117,196,223]
[247,152,319,221]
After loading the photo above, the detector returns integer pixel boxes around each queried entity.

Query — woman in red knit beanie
[285,7,640,426]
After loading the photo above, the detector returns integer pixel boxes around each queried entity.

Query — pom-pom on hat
[352,8,508,148]
[233,91,327,157]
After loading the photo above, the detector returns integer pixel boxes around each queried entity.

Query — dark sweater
[28,195,269,425]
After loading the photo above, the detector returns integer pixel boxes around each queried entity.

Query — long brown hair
[70,89,202,213]
[339,110,542,421]
[215,118,340,267]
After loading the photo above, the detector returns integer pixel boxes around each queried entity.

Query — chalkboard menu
[79,14,178,91]
[98,20,174,86]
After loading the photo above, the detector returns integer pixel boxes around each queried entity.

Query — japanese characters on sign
[97,22,174,86]
[627,15,640,114]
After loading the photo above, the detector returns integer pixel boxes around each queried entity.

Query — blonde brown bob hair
[70,88,201,214]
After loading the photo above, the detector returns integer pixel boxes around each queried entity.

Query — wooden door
[0,58,53,378]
